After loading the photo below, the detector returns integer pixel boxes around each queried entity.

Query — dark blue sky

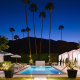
[0,0,80,43]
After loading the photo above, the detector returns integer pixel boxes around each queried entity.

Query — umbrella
[11,54,21,63]
[0,51,13,56]
[0,51,14,61]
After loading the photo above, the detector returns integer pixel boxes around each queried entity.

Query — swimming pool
[19,66,65,74]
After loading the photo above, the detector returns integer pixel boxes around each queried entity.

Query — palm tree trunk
[16,39,18,54]
[61,29,62,41]
[35,37,37,55]
[49,11,51,61]
[12,32,13,40]
[40,16,43,54]
[42,16,43,36]
[25,2,29,55]
[28,31,31,59]
[23,32,24,38]
[12,32,14,54]
[25,1,28,27]
[36,44,37,55]
[50,12,51,32]
[23,32,25,53]
[33,11,37,55]
[33,11,34,28]
[49,31,50,61]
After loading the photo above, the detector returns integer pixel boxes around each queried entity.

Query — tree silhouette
[21,0,30,27]
[58,25,64,41]
[14,35,19,54]
[21,29,26,53]
[26,27,31,59]
[21,0,30,57]
[14,35,19,40]
[77,41,80,48]
[39,11,46,54]
[21,29,26,38]
[45,2,55,61]
[29,3,38,55]
[10,28,15,40]
[10,27,15,53]
[0,35,9,52]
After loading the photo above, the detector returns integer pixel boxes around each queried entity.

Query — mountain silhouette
[5,37,78,55]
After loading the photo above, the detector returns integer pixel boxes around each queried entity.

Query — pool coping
[14,66,30,74]
[15,66,66,75]
[13,66,67,78]
[53,66,66,74]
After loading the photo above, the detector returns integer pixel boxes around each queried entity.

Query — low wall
[35,61,45,66]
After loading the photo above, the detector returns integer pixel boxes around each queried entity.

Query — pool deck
[0,65,80,78]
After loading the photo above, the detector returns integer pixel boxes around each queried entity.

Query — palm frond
[39,15,41,17]
[39,11,46,18]
[52,6,55,10]
[58,25,64,30]
[26,27,30,31]
[14,35,19,40]
[45,2,55,12]
[10,28,15,32]
[29,3,38,12]
[21,29,26,32]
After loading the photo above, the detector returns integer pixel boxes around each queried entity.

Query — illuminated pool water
[19,66,65,74]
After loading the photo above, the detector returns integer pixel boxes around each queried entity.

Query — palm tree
[29,3,38,55]
[21,29,26,38]
[21,0,30,57]
[14,35,19,40]
[10,28,15,40]
[58,25,64,41]
[14,35,19,54]
[21,29,26,52]
[21,0,30,27]
[45,2,55,61]
[10,28,15,53]
[39,11,46,54]
[26,27,31,59]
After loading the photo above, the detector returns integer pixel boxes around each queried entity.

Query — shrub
[3,61,14,71]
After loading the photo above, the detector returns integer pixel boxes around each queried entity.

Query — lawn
[47,77,80,80]
[0,77,80,80]
[0,77,34,80]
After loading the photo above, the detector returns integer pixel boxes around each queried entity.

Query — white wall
[0,55,4,62]
[59,49,80,67]
[35,61,45,66]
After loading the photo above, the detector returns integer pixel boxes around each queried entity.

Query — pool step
[34,77,47,80]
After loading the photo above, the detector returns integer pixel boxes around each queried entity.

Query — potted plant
[2,61,14,78]
[29,59,33,66]
[65,59,77,78]
[0,62,4,70]
[62,59,64,66]
[65,58,68,66]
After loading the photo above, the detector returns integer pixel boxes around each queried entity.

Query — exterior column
[77,53,78,66]
[72,52,73,62]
